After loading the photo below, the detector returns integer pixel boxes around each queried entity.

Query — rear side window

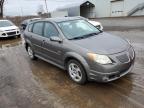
[32,22,43,35]
[44,22,59,38]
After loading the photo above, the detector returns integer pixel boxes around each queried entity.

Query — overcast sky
[4,0,82,16]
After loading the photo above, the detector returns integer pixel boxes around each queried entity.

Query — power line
[26,0,82,3]
[38,0,80,3]
[49,0,79,2]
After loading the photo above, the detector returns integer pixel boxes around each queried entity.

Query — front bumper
[0,30,21,37]
[89,62,134,82]
[88,47,135,82]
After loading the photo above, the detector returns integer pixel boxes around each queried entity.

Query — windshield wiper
[69,32,100,40]
[69,36,85,40]
[81,32,99,38]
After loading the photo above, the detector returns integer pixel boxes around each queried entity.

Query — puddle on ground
[0,33,144,108]
[27,59,144,108]
[0,37,22,49]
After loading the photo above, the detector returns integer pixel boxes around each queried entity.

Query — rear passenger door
[42,22,63,65]
[30,21,45,57]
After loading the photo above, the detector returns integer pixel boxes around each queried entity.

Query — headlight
[0,30,3,33]
[87,53,112,64]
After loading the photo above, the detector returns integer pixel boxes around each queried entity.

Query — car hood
[0,26,18,31]
[72,32,130,55]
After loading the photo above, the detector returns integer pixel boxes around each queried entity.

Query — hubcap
[68,63,82,82]
[28,47,34,58]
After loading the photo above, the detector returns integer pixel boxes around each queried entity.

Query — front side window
[32,22,43,36]
[44,22,59,38]
[28,24,33,32]
[58,20,100,40]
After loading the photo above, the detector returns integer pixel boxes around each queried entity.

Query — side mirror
[21,24,26,30]
[50,36,62,43]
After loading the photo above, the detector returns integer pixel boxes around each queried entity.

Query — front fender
[63,52,90,76]
[24,38,33,49]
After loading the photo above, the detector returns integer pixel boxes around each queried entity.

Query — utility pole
[44,0,48,14]
[0,0,5,18]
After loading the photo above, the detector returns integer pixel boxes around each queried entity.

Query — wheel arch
[64,52,90,76]
[25,39,33,51]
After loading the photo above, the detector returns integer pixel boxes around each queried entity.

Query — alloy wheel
[68,63,82,82]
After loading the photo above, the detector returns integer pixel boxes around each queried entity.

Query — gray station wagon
[23,17,135,84]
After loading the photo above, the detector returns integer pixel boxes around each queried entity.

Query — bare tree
[37,5,44,16]
[0,0,5,18]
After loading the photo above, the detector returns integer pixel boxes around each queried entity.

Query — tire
[27,46,36,60]
[14,36,18,39]
[17,34,21,38]
[14,35,21,39]
[67,59,87,85]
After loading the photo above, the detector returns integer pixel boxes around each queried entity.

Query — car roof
[22,18,41,24]
[38,17,83,23]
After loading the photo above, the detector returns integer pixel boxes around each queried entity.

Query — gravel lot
[0,29,144,108]
[93,17,144,31]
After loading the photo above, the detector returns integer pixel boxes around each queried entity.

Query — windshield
[0,20,14,27]
[58,20,100,40]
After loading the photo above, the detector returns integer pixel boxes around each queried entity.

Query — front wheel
[67,60,87,85]
[17,34,21,38]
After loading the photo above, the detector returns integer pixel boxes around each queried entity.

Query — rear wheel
[27,46,36,60]
[67,59,87,84]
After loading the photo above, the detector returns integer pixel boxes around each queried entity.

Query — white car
[0,20,20,38]
[88,20,103,31]
[77,16,103,31]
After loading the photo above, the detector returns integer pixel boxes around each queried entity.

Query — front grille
[116,54,129,63]
[7,32,16,36]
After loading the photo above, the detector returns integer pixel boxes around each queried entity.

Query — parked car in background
[0,20,20,38]
[88,20,103,31]
[23,17,135,84]
[77,16,103,31]
[20,18,41,31]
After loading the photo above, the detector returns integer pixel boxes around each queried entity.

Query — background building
[55,0,144,18]
[56,0,96,18]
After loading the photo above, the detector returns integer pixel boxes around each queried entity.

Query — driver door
[42,22,63,65]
